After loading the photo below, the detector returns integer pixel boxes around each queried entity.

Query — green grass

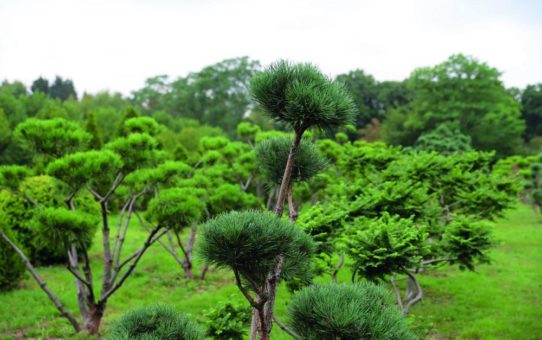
[1,204,541,339]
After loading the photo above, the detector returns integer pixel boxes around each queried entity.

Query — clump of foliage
[106,304,204,340]
[414,122,472,154]
[200,210,314,339]
[287,282,417,340]
[204,299,252,339]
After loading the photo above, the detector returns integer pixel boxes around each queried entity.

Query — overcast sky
[0,0,541,96]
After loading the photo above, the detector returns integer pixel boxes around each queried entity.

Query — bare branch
[390,275,404,310]
[0,230,81,332]
[403,270,423,314]
[273,315,302,339]
[233,269,263,309]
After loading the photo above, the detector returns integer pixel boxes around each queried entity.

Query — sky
[0,0,541,96]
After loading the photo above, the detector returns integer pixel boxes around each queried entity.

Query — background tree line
[2,54,541,166]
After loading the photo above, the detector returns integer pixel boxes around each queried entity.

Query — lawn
[1,203,541,339]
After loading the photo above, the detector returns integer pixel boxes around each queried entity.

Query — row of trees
[3,53,542,159]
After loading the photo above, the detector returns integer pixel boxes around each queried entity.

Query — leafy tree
[336,69,381,129]
[1,118,177,334]
[106,304,204,340]
[287,283,416,339]
[521,83,542,141]
[382,54,524,156]
[31,77,49,94]
[49,76,77,101]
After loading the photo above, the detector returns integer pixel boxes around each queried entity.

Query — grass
[1,203,541,339]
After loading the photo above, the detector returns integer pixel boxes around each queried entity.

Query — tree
[31,77,49,94]
[106,304,205,339]
[287,283,416,339]
[200,210,314,340]
[1,118,175,334]
[382,54,525,156]
[49,76,78,101]
[336,70,380,129]
[250,60,357,217]
[414,121,472,154]
[521,83,542,141]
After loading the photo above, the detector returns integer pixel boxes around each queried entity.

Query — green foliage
[0,229,26,291]
[382,54,524,156]
[0,165,30,190]
[250,60,357,132]
[414,122,472,154]
[287,282,417,340]
[29,207,98,250]
[521,83,542,141]
[15,118,91,160]
[208,184,262,216]
[441,217,492,270]
[346,214,428,281]
[46,150,123,193]
[204,298,252,339]
[105,133,160,172]
[84,111,103,150]
[236,121,261,144]
[255,137,326,184]
[145,188,205,230]
[106,304,204,340]
[200,210,314,287]
[123,117,161,136]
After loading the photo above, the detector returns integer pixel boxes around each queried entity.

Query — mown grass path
[1,204,541,339]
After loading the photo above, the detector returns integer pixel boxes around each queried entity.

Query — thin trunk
[100,200,113,299]
[287,185,298,223]
[199,263,210,280]
[262,255,285,338]
[67,244,89,319]
[0,230,81,332]
[83,303,104,335]
[274,130,304,217]
[331,253,345,283]
[403,271,423,314]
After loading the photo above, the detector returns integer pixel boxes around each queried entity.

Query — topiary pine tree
[287,282,417,340]
[106,304,205,340]
[200,210,314,340]
[250,60,357,216]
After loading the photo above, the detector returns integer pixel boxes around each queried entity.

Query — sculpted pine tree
[0,118,173,335]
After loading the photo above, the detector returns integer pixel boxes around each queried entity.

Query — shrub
[287,282,417,340]
[106,304,204,340]
[205,299,252,339]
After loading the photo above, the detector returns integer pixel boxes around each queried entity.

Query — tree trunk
[274,130,304,217]
[83,304,104,335]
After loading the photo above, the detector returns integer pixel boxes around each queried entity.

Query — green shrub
[205,299,252,339]
[200,210,314,287]
[287,282,417,340]
[106,304,204,340]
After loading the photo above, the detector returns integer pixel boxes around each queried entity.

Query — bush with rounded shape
[287,282,417,340]
[208,184,262,216]
[442,216,492,271]
[106,304,204,340]
[29,207,98,250]
[236,121,261,143]
[46,150,123,193]
[250,60,357,132]
[346,213,429,281]
[105,133,160,172]
[14,118,91,158]
[199,210,314,287]
[123,117,161,136]
[145,188,205,230]
[255,137,326,185]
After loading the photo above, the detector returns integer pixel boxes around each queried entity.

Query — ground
[1,203,541,339]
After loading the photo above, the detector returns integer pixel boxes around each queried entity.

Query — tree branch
[0,230,81,332]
